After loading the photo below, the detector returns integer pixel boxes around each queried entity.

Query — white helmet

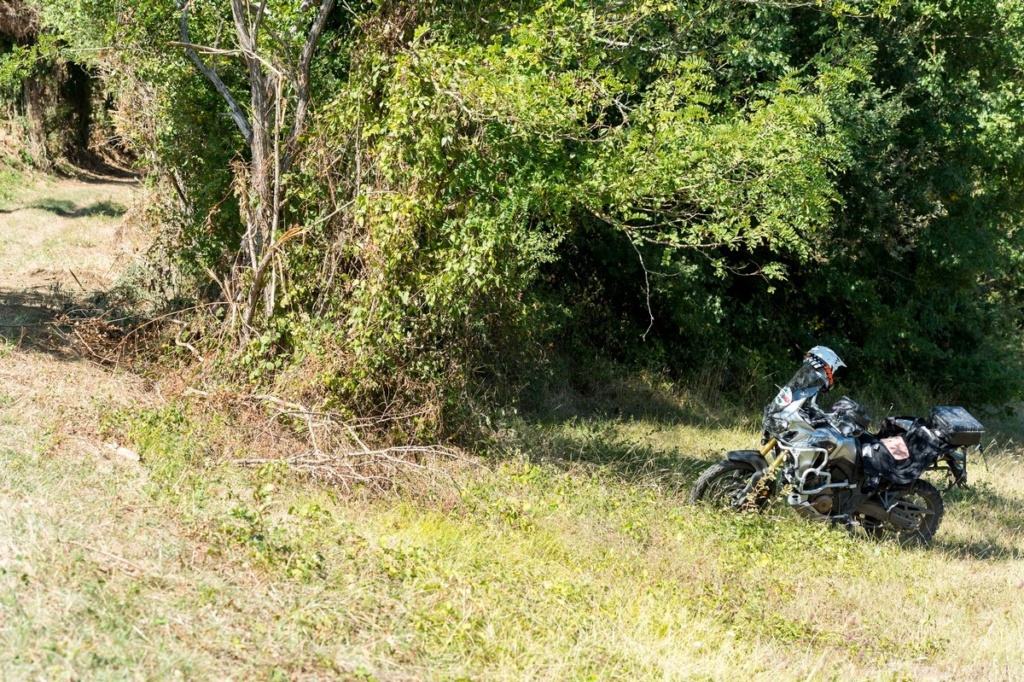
[805,346,845,389]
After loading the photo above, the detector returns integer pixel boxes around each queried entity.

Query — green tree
[33,0,1024,427]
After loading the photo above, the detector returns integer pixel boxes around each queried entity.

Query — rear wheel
[689,460,770,511]
[862,480,945,546]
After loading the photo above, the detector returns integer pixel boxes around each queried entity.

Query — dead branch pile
[185,389,482,495]
[47,306,160,369]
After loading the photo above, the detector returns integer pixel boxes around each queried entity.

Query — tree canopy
[9,0,1024,427]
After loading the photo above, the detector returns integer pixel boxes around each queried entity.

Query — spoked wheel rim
[692,462,770,512]
[703,470,751,509]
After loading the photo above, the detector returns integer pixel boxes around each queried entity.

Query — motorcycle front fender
[725,449,777,500]
[727,450,770,473]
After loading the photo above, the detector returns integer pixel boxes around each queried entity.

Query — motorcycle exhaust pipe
[852,499,933,531]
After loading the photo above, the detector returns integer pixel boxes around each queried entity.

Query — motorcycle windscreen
[766,362,830,417]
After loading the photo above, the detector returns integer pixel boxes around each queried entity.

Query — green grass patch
[2,366,1021,681]
[0,164,26,208]
[65,402,1020,679]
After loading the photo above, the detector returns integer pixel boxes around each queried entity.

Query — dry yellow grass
[4,370,1020,680]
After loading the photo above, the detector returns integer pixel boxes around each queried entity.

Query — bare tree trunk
[22,77,51,171]
[230,0,274,273]
[177,0,337,337]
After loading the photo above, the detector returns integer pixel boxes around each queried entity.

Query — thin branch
[64,540,154,576]
[241,227,307,330]
[167,41,240,57]
[176,1,253,144]
[628,237,655,341]
[285,0,337,170]
[253,0,270,40]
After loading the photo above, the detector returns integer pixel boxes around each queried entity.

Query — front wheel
[863,480,945,546]
[689,460,769,511]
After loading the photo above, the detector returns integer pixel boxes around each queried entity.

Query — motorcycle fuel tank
[786,426,859,469]
[830,434,858,466]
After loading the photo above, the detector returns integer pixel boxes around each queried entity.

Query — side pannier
[929,407,984,447]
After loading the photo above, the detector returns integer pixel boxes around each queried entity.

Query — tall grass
[4,384,1020,680]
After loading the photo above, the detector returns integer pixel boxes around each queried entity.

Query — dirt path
[0,176,213,676]
[1,174,142,347]
[0,174,139,292]
[0,174,149,447]
[0,177,347,679]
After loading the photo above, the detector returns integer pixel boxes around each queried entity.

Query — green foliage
[37,0,1024,430]
[39,0,244,274]
[0,163,25,206]
[286,0,872,425]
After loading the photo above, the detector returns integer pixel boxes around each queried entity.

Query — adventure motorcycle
[689,347,984,545]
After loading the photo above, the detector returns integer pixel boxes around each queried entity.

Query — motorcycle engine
[808,493,833,514]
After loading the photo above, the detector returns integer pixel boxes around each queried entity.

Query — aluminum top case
[929,406,984,447]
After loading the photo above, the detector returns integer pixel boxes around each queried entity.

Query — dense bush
[31,0,1024,431]
[1,3,117,170]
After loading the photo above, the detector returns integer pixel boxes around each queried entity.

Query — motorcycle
[689,347,984,545]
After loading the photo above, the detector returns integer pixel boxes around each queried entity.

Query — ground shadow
[0,199,128,218]
[27,198,128,218]
[935,538,1022,561]
[509,363,759,492]
[0,284,160,368]
[0,287,78,353]
[514,418,718,494]
[68,165,140,183]
[0,285,138,362]
[518,368,756,430]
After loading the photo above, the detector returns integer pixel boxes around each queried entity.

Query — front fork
[760,437,783,468]
[748,438,841,523]
[735,438,781,506]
